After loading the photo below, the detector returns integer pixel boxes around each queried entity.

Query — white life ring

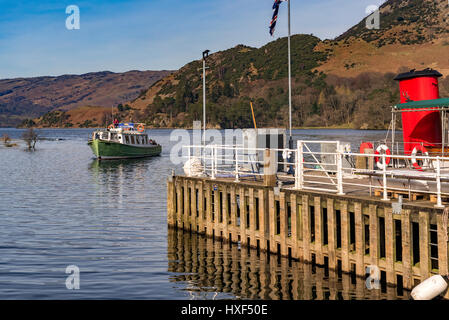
[411,145,429,171]
[375,145,391,170]
[183,157,204,177]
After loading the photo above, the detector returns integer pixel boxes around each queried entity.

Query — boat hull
[88,139,162,160]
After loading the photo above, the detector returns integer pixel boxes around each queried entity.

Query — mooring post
[263,149,276,187]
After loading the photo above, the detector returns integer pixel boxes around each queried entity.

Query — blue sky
[0,0,382,79]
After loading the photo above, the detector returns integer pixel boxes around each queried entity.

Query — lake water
[0,128,408,299]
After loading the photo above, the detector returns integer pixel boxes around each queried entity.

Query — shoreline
[4,125,394,131]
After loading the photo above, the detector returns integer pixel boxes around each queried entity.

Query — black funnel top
[394,68,442,81]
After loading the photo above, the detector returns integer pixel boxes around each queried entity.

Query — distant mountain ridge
[17,0,449,129]
[0,70,172,127]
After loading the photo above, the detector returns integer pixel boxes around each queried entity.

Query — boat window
[136,136,140,144]
[131,135,135,144]
[124,135,129,144]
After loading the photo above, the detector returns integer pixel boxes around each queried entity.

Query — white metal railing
[183,141,449,208]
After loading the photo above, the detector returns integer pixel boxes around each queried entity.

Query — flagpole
[203,57,206,147]
[287,0,293,145]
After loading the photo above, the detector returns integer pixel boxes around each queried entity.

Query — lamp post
[202,50,210,147]
[287,0,293,149]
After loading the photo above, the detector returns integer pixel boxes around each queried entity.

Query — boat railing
[356,140,448,156]
[183,141,449,208]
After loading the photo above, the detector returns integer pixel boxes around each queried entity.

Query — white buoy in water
[183,157,204,177]
[411,275,448,300]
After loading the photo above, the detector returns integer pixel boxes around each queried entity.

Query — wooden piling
[340,201,350,273]
[354,203,365,276]
[419,211,430,280]
[302,195,311,263]
[168,175,449,295]
[327,198,337,271]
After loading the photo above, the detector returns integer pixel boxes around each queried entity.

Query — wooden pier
[167,174,449,297]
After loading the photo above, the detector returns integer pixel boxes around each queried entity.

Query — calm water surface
[0,128,407,299]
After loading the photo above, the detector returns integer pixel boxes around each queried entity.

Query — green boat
[88,123,162,160]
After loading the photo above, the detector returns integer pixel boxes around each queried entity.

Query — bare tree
[2,134,11,145]
[22,128,38,150]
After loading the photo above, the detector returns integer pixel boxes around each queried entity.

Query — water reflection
[88,158,161,211]
[167,228,410,300]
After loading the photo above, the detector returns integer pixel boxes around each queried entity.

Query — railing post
[214,145,218,179]
[211,145,216,180]
[337,146,345,195]
[298,141,304,189]
[382,153,389,201]
[436,156,443,208]
[295,144,300,189]
[235,146,240,182]
[187,146,192,177]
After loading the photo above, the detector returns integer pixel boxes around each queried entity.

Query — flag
[269,0,286,36]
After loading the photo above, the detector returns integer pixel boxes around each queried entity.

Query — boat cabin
[91,123,158,146]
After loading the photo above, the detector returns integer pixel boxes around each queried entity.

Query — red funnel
[394,69,443,154]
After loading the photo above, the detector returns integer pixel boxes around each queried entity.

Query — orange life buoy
[411,145,429,171]
[374,145,391,169]
[359,142,374,154]
[137,124,145,133]
[108,124,114,130]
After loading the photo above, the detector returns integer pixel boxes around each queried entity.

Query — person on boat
[113,118,119,128]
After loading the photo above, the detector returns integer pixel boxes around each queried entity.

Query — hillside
[317,0,449,76]
[23,0,449,130]
[105,0,449,130]
[0,70,171,127]
[337,0,448,46]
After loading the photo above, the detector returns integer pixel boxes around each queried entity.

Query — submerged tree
[22,128,38,150]
[2,134,10,145]
[1,134,17,147]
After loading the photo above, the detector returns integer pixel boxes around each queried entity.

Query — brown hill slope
[26,0,449,129]
[115,0,449,130]
[0,70,172,127]
[317,0,449,77]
